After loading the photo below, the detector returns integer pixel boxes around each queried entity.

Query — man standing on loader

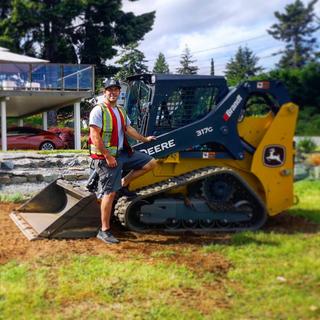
[89,78,157,244]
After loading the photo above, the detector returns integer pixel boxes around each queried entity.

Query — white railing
[0,63,94,92]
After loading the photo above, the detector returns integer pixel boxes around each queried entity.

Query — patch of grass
[150,249,177,258]
[0,255,212,319]
[204,231,320,319]
[0,192,25,203]
[291,180,320,223]
[202,180,320,319]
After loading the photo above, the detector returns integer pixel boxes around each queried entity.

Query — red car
[1,126,65,150]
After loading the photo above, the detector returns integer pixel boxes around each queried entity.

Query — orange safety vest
[89,103,132,159]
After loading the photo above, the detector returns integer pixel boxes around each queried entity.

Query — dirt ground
[0,202,319,268]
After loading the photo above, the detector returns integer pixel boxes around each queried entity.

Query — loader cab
[125,75,153,135]
[125,74,229,136]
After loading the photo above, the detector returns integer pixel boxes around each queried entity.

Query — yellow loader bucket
[10,179,100,240]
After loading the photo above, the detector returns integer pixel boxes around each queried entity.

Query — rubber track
[114,166,267,233]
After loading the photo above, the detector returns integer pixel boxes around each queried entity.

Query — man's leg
[122,158,157,187]
[100,191,116,231]
[94,159,122,243]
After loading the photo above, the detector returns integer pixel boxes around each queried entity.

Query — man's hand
[144,136,157,143]
[105,154,117,168]
[126,126,157,143]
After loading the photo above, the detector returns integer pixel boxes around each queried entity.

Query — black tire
[40,141,55,150]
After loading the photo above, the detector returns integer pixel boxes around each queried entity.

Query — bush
[296,107,320,135]
[297,138,317,153]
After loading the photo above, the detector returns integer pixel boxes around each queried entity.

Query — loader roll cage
[125,74,229,136]
[125,75,287,139]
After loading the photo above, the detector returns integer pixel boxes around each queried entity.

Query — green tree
[0,0,32,53]
[75,0,154,74]
[153,52,170,73]
[0,0,155,74]
[225,46,263,85]
[176,46,198,74]
[268,0,319,68]
[115,43,149,80]
[253,62,320,110]
[0,0,10,19]
[251,61,320,135]
[210,58,215,75]
[0,0,82,62]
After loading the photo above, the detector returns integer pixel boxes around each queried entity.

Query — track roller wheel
[182,218,198,229]
[165,218,181,229]
[216,219,231,228]
[199,217,215,228]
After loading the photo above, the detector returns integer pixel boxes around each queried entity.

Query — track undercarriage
[115,167,267,233]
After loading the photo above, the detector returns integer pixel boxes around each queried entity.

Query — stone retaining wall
[0,152,91,194]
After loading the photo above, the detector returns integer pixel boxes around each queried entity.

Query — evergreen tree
[176,46,198,74]
[115,43,149,80]
[251,62,320,134]
[225,46,263,85]
[0,1,155,74]
[268,0,319,68]
[153,52,170,73]
[76,0,154,74]
[210,58,215,75]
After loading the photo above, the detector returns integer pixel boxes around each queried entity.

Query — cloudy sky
[121,0,320,75]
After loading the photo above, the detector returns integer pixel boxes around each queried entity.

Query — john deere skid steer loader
[11,74,299,240]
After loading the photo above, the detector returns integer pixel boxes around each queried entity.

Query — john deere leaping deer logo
[263,145,285,167]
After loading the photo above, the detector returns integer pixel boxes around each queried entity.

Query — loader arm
[133,81,291,159]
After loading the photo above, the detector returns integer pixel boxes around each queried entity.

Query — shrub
[297,138,317,153]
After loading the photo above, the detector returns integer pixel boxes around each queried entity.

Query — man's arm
[126,125,156,143]
[90,125,117,167]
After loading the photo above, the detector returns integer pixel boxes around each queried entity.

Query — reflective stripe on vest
[89,103,128,158]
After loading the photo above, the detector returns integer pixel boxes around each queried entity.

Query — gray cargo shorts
[93,150,154,196]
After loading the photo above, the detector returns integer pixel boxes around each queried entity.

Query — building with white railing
[0,47,95,151]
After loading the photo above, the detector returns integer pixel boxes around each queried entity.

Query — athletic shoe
[97,229,120,244]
